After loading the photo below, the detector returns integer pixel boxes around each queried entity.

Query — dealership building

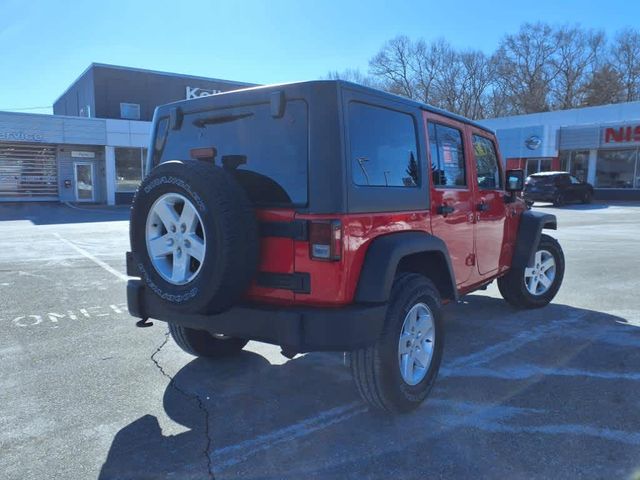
[481,102,640,200]
[0,64,253,204]
[2,64,640,203]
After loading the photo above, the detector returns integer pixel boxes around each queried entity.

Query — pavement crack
[150,329,216,480]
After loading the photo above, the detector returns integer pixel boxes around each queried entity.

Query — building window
[560,150,590,182]
[595,149,637,189]
[120,103,141,120]
[428,122,466,187]
[349,102,419,187]
[115,148,147,192]
[526,158,552,177]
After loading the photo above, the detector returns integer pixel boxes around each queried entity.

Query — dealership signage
[0,130,44,142]
[185,86,222,100]
[71,151,95,158]
[603,124,640,145]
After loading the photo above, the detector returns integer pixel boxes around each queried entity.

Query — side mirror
[506,169,524,192]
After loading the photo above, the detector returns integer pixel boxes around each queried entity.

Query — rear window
[348,102,419,187]
[159,100,308,206]
[526,175,555,185]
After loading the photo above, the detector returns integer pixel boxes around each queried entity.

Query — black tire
[169,323,248,357]
[553,193,565,207]
[130,160,259,314]
[582,191,592,204]
[351,273,444,414]
[498,233,564,309]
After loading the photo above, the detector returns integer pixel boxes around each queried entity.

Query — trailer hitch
[136,317,154,328]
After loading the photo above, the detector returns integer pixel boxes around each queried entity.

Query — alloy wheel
[398,302,436,386]
[524,249,556,296]
[145,193,206,285]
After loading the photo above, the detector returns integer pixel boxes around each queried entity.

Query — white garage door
[0,143,58,201]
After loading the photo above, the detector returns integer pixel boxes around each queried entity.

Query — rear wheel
[351,274,444,413]
[169,323,248,357]
[553,193,565,207]
[498,234,564,309]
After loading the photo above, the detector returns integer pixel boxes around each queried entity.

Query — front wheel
[169,323,248,357]
[498,233,565,309]
[350,274,444,413]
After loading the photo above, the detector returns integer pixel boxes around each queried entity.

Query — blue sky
[1,0,639,114]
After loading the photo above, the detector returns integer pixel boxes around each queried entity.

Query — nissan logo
[525,135,542,150]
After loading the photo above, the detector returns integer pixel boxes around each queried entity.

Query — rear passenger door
[469,130,508,276]
[425,113,476,287]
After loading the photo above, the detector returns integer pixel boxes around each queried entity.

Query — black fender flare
[354,231,457,303]
[512,210,557,269]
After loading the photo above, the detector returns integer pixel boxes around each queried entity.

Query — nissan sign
[186,86,222,100]
[525,135,542,150]
[603,125,640,144]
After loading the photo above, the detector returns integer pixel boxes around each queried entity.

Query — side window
[570,175,581,184]
[472,134,502,190]
[428,122,466,188]
[349,102,419,187]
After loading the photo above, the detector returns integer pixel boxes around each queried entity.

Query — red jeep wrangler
[127,81,564,413]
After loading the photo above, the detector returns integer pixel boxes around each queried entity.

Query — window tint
[428,122,466,187]
[556,175,571,186]
[163,100,308,206]
[349,102,419,187]
[472,135,501,189]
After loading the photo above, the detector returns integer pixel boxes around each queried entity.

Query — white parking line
[210,313,592,470]
[442,364,640,381]
[212,402,367,469]
[53,233,128,282]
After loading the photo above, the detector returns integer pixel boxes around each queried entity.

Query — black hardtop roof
[157,79,494,134]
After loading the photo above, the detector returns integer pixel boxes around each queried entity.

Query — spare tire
[130,160,259,314]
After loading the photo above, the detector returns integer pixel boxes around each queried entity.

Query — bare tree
[369,35,417,99]
[550,26,605,109]
[325,68,380,88]
[359,23,640,118]
[491,23,560,113]
[582,64,625,106]
[612,28,640,101]
[457,51,495,119]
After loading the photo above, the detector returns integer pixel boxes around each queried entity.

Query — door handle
[476,202,490,212]
[437,205,455,216]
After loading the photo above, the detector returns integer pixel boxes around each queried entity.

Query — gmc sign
[603,125,640,144]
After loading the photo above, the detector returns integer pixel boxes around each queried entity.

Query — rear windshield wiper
[193,112,253,128]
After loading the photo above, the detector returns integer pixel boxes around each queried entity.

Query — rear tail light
[309,220,342,261]
[190,147,217,161]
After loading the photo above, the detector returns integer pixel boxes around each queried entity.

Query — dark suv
[126,81,565,413]
[524,171,594,207]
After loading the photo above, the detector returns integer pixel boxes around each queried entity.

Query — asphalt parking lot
[1,201,639,480]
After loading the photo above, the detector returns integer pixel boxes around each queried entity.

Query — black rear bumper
[127,280,386,352]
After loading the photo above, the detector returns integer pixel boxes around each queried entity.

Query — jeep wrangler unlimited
[126,81,564,413]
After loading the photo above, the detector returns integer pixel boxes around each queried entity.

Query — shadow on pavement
[0,203,130,225]
[99,296,639,479]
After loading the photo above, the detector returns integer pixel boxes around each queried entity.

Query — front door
[470,130,508,276]
[74,162,94,202]
[425,113,476,287]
